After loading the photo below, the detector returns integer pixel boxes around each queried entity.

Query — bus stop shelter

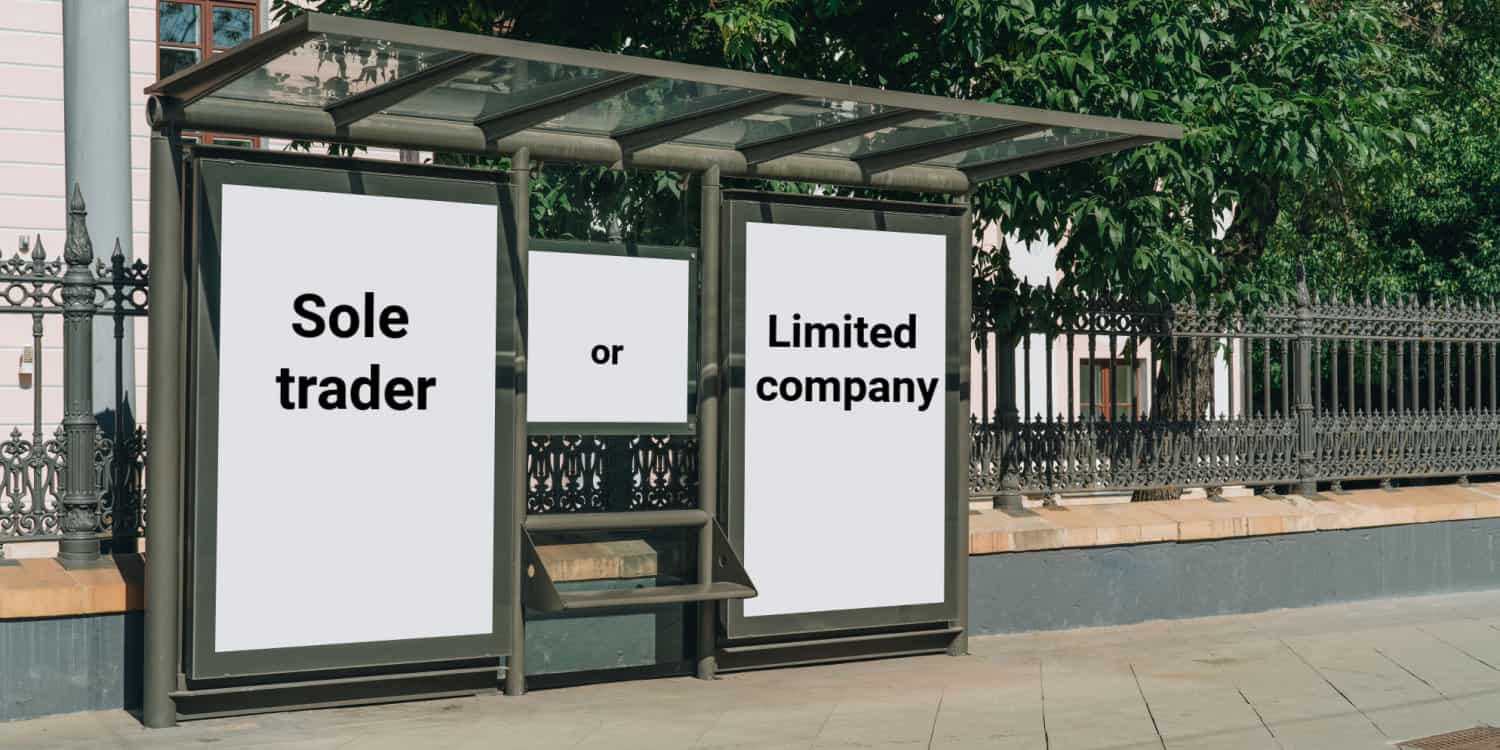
[140,11,1181,728]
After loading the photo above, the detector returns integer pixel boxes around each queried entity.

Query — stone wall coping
[970,483,1500,554]
[0,554,143,620]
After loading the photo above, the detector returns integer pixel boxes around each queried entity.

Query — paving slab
[1282,630,1474,742]
[9,590,1500,749]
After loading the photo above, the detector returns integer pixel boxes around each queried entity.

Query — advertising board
[188,154,516,679]
[723,194,964,639]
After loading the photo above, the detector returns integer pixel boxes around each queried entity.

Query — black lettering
[756,377,778,402]
[386,377,414,410]
[779,377,802,401]
[328,304,359,338]
[894,314,917,348]
[298,375,318,406]
[276,368,297,409]
[916,377,939,411]
[805,321,838,348]
[350,364,379,410]
[843,377,866,411]
[291,293,325,337]
[805,376,840,403]
[416,377,437,409]
[891,377,915,404]
[380,302,409,338]
[317,376,347,410]
[768,315,791,347]
[591,344,612,364]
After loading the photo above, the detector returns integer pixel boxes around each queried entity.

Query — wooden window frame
[1079,358,1141,420]
[156,0,262,147]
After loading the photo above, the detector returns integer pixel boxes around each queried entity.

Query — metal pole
[57,186,100,567]
[951,192,972,657]
[504,147,530,698]
[696,165,721,680]
[143,132,184,728]
[63,0,136,424]
[993,334,1022,510]
[1294,266,1317,498]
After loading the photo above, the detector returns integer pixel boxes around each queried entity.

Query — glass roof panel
[676,98,893,150]
[815,112,1017,160]
[536,79,763,136]
[383,56,619,122]
[934,126,1121,168]
[161,13,1181,186]
[214,33,462,109]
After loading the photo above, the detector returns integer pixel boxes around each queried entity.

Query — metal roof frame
[144,12,1184,192]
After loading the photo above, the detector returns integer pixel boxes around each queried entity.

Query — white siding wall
[0,1,414,434]
[0,0,66,436]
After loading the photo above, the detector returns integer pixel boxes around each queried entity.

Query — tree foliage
[271,0,1491,311]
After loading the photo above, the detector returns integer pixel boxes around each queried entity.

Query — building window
[157,1,260,147]
[1080,360,1141,420]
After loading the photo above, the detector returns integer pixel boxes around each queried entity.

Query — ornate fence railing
[971,270,1500,506]
[11,192,1491,540]
[0,188,149,552]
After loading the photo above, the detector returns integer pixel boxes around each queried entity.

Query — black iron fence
[9,193,1488,545]
[972,269,1500,506]
[0,188,149,553]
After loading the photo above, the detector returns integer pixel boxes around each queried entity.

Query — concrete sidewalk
[8,590,1500,750]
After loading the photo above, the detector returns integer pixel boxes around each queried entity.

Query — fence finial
[32,235,44,261]
[64,184,92,265]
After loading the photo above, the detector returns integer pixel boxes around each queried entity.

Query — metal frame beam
[853,122,1050,175]
[696,164,722,680]
[504,147,530,698]
[475,73,652,143]
[148,14,314,106]
[142,131,185,728]
[153,96,974,193]
[738,107,931,166]
[148,13,1182,142]
[613,91,799,156]
[325,53,496,130]
[962,135,1158,182]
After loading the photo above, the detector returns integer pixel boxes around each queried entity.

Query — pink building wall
[969,222,1244,421]
[0,0,410,436]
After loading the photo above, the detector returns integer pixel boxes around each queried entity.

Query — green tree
[1258,0,1500,302]
[274,0,1461,502]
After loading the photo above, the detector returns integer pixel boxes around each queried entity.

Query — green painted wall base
[1,612,142,723]
[970,517,1500,635]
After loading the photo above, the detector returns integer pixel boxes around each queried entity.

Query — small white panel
[214,185,497,652]
[742,222,947,617]
[527,251,690,425]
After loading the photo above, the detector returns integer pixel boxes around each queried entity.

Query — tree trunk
[1132,336,1217,501]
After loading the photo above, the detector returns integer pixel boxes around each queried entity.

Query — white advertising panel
[214,185,497,652]
[742,222,947,617]
[527,251,690,426]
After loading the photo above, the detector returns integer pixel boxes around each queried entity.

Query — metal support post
[143,132,185,727]
[1293,265,1318,498]
[950,192,972,657]
[993,332,1023,510]
[504,147,531,698]
[696,165,721,680]
[57,186,101,567]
